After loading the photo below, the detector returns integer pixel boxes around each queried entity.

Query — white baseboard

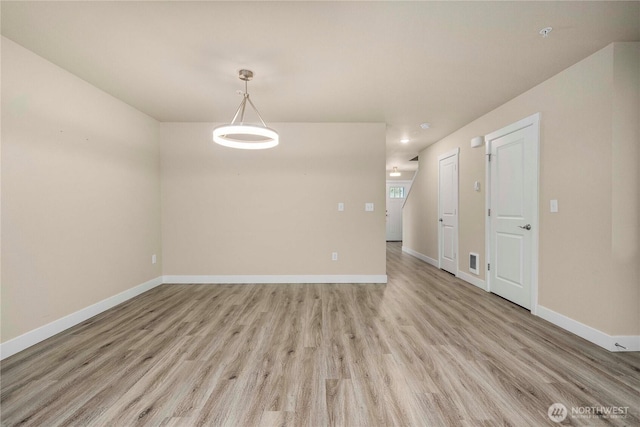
[457,271,488,291]
[536,305,640,352]
[6,275,634,360]
[162,275,388,284]
[402,247,488,292]
[610,335,640,352]
[0,276,163,360]
[0,274,386,360]
[401,246,438,268]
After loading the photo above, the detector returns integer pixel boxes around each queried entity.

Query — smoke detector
[539,27,553,38]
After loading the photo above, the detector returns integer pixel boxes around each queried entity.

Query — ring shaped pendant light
[213,69,279,149]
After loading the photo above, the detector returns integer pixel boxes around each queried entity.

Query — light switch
[550,199,558,213]
[474,181,481,192]
[338,202,344,211]
[365,203,374,212]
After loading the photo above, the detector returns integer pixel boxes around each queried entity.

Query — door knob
[518,224,532,230]
[439,218,443,222]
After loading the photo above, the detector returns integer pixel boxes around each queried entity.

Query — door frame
[484,113,540,314]
[438,147,460,275]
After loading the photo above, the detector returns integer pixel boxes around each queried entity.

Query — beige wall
[1,38,162,342]
[403,42,639,336]
[160,122,386,276]
[611,43,640,335]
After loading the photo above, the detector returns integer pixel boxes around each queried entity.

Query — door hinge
[488,208,491,216]
[487,153,492,162]
[487,263,490,271]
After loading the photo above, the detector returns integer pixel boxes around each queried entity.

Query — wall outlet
[365,203,374,212]
[151,254,157,264]
[332,252,338,261]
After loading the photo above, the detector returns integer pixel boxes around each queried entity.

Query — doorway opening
[386,180,410,241]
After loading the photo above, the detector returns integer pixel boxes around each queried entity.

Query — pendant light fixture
[213,69,279,149]
[390,167,401,177]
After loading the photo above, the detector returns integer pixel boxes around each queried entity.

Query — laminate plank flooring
[2,243,639,426]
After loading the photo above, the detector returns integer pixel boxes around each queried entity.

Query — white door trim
[438,147,460,275]
[485,113,540,314]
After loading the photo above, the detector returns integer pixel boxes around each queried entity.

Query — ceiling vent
[410,156,419,161]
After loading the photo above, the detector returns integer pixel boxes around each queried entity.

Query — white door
[438,149,459,275]
[486,114,539,310]
[386,182,407,241]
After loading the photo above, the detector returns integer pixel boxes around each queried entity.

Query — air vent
[410,156,419,161]
[469,253,479,275]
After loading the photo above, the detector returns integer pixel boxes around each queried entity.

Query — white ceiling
[2,1,638,172]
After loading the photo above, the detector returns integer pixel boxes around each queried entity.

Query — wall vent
[469,252,479,275]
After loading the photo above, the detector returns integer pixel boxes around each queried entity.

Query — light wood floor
[2,243,639,426]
